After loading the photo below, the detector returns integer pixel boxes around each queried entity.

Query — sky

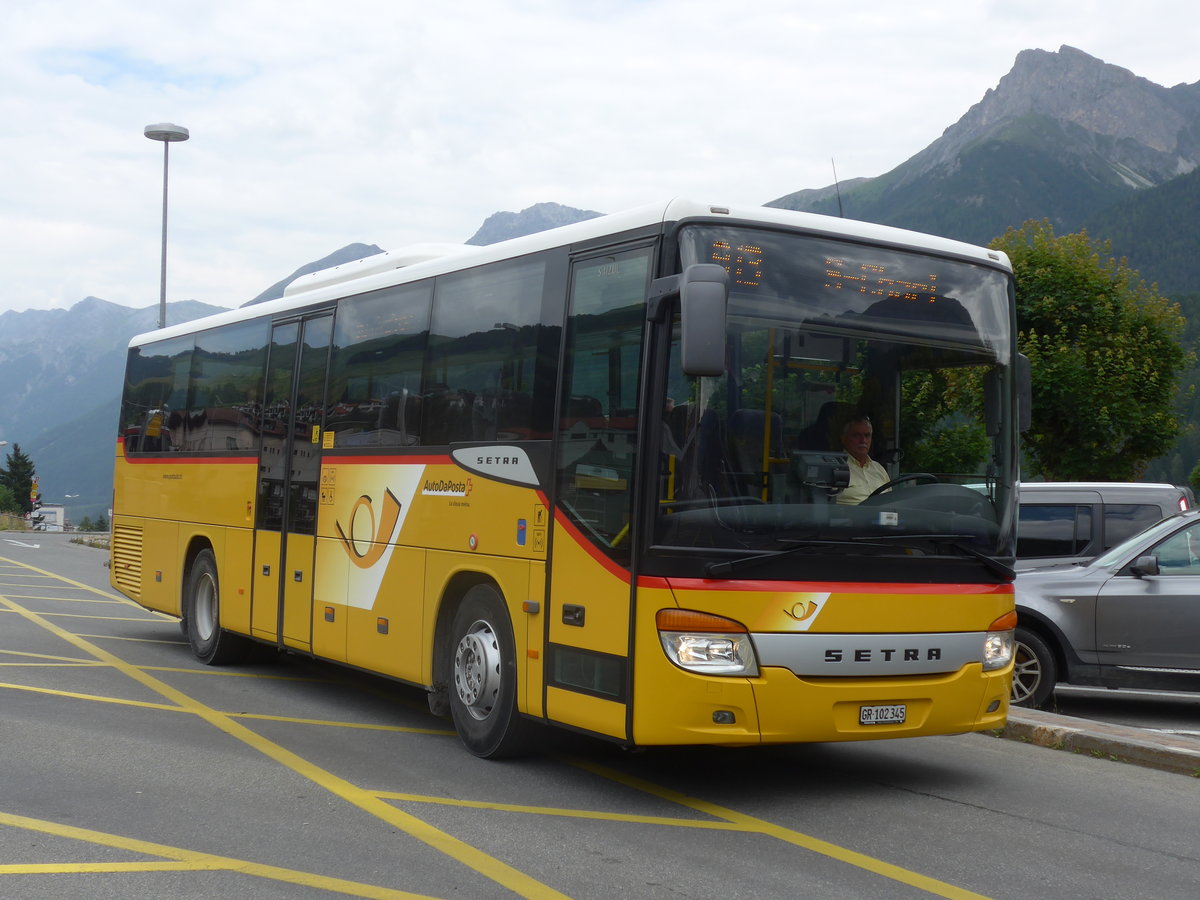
[2,0,1198,317]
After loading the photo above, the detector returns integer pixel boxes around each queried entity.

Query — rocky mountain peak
[973,47,1189,150]
[935,46,1200,181]
[466,202,603,246]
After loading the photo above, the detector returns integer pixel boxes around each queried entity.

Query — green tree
[0,444,37,515]
[0,484,20,515]
[991,221,1192,480]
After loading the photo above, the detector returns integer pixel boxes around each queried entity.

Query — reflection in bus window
[188,319,270,452]
[424,255,557,445]
[556,247,652,555]
[120,335,193,452]
[326,282,432,448]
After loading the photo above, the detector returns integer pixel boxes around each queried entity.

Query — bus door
[545,246,653,740]
[252,313,332,650]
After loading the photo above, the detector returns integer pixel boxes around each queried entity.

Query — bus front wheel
[185,549,250,666]
[446,583,533,758]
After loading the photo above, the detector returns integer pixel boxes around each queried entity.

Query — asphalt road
[2,532,1199,899]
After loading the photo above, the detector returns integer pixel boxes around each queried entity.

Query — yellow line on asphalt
[74,632,187,644]
[0,681,184,712]
[570,759,994,900]
[0,593,130,603]
[0,810,437,899]
[0,662,106,668]
[0,557,141,605]
[23,611,169,622]
[0,862,224,874]
[0,648,103,662]
[376,791,748,830]
[0,681,458,734]
[0,586,569,900]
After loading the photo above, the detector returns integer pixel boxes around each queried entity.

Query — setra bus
[111,199,1023,757]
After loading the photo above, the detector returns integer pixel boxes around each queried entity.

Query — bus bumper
[631,662,1011,746]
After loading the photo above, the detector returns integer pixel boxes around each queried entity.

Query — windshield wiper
[857,534,1014,579]
[705,540,891,577]
[704,535,1015,579]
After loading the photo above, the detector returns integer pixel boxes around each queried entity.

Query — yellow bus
[111,199,1022,757]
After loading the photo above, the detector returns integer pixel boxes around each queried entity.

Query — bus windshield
[653,224,1017,571]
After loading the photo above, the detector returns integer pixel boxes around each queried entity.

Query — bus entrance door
[251,314,332,650]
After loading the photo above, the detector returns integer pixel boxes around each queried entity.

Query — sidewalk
[998,707,1200,776]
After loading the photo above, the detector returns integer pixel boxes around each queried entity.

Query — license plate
[859,703,906,726]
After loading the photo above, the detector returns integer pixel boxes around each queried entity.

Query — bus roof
[129,198,1012,347]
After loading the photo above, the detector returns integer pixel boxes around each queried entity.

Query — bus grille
[111,524,143,598]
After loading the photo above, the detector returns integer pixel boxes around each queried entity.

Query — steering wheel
[866,472,939,500]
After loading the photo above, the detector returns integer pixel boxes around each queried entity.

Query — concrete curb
[996,708,1200,776]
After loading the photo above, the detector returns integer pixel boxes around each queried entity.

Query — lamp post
[144,123,190,329]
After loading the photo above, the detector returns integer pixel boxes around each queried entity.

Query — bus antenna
[831,158,845,218]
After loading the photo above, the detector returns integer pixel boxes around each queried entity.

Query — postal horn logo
[335,488,402,569]
[783,597,821,622]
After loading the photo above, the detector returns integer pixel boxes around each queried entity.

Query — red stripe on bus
[321,455,450,466]
[664,578,1014,595]
[118,454,256,465]
[547,510,670,590]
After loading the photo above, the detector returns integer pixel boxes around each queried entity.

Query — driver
[835,414,890,505]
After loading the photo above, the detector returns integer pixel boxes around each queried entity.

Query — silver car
[1012,509,1200,707]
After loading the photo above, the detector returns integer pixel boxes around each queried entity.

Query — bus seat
[796,401,853,451]
[729,408,785,497]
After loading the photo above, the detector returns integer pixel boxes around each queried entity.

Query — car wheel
[446,583,534,758]
[1011,626,1057,709]
[185,549,250,666]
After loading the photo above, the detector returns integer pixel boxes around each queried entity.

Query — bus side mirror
[680,264,728,376]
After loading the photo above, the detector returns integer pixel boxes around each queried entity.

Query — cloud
[1,0,1197,314]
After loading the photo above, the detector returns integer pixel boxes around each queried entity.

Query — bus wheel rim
[453,619,501,720]
[195,574,217,642]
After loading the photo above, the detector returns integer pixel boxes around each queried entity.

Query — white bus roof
[130,198,1012,347]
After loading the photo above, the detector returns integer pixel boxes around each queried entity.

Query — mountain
[768,46,1200,248]
[1082,164,1200,296]
[242,242,385,306]
[7,45,1200,519]
[466,202,603,245]
[0,297,227,521]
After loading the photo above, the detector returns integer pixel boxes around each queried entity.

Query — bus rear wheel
[185,549,250,666]
[447,583,533,758]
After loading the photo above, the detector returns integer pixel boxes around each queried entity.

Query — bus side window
[120,336,193,453]
[423,255,555,445]
[556,247,653,552]
[326,282,432,448]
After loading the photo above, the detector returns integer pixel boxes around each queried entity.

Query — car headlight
[656,609,759,676]
[983,610,1017,671]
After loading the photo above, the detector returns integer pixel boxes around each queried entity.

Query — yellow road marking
[0,589,570,900]
[0,648,104,663]
[377,791,747,830]
[571,759,994,900]
[0,594,130,604]
[0,811,436,899]
[0,681,459,734]
[0,558,138,604]
[21,611,169,622]
[2,554,995,899]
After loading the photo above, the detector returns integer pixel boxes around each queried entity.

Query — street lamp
[144,122,190,329]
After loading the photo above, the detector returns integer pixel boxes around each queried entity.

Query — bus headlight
[656,609,759,676]
[982,611,1017,671]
